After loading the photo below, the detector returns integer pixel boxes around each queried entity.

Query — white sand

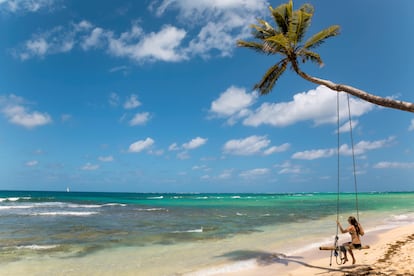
[216,224,414,276]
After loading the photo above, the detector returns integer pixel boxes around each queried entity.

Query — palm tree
[237,0,414,113]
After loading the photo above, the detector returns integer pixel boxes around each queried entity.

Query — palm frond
[237,40,273,55]
[297,49,323,66]
[264,33,290,54]
[254,60,289,95]
[250,20,277,40]
[303,25,340,50]
[288,8,313,45]
[270,0,292,34]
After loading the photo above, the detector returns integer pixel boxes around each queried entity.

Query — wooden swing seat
[319,245,370,251]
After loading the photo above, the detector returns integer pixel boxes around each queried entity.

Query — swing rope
[330,93,360,266]
[346,94,360,221]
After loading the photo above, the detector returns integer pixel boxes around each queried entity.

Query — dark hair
[348,216,361,235]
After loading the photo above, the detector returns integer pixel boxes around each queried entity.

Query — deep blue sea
[0,191,413,275]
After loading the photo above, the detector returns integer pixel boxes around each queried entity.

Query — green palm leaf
[304,25,340,50]
[237,40,269,54]
[297,49,323,66]
[288,8,313,45]
[254,60,289,95]
[270,0,292,34]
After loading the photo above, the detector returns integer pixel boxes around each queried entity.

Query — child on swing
[337,216,364,264]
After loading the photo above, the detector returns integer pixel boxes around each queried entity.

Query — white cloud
[373,162,414,169]
[168,143,179,151]
[292,149,336,160]
[0,0,59,13]
[244,86,374,127]
[81,162,99,171]
[340,137,395,156]
[263,143,290,155]
[218,169,233,179]
[0,94,52,128]
[409,119,414,131]
[26,160,38,167]
[182,137,207,150]
[292,137,395,160]
[109,92,120,106]
[155,0,268,59]
[129,112,150,126]
[98,156,114,162]
[16,25,76,60]
[81,27,104,50]
[13,0,267,62]
[128,137,154,153]
[223,135,270,156]
[107,24,187,62]
[123,94,141,109]
[177,151,190,160]
[276,161,303,175]
[209,86,257,125]
[337,120,359,133]
[239,168,269,178]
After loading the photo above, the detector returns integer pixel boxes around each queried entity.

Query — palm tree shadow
[217,250,370,274]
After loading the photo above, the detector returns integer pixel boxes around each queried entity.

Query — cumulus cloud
[15,24,79,60]
[107,24,187,63]
[244,86,374,127]
[98,156,114,162]
[129,112,150,126]
[0,94,52,129]
[264,143,290,155]
[209,86,257,125]
[128,137,154,153]
[292,137,395,160]
[81,162,99,171]
[168,143,179,151]
[373,162,414,169]
[276,161,303,175]
[182,137,207,150]
[0,0,59,13]
[13,0,268,62]
[337,120,359,133]
[109,92,120,106]
[223,135,270,156]
[291,148,336,160]
[26,160,38,167]
[123,94,141,109]
[81,27,105,50]
[239,168,269,178]
[155,0,268,58]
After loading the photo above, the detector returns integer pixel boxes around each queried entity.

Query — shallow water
[0,191,413,275]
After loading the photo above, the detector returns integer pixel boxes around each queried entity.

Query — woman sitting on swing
[337,216,364,264]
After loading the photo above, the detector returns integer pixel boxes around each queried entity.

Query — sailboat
[66,187,70,193]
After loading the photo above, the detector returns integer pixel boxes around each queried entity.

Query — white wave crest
[31,211,98,216]
[16,244,59,250]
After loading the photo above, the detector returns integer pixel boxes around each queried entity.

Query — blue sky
[1,0,413,193]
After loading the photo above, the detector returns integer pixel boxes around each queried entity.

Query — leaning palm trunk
[291,62,414,113]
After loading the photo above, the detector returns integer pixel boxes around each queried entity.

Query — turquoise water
[0,191,413,274]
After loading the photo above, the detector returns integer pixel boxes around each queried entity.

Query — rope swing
[319,93,369,264]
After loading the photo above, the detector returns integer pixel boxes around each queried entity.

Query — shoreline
[214,223,414,276]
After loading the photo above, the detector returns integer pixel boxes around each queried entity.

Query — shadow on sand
[218,250,374,275]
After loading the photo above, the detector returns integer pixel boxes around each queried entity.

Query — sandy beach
[219,224,414,276]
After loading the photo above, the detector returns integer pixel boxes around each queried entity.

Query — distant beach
[0,191,413,275]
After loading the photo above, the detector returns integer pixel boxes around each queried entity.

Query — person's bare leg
[348,249,355,264]
[342,251,348,264]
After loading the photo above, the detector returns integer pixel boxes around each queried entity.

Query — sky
[1,0,413,193]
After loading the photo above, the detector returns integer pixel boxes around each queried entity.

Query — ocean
[0,191,413,275]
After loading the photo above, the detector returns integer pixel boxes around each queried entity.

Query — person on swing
[337,216,364,264]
